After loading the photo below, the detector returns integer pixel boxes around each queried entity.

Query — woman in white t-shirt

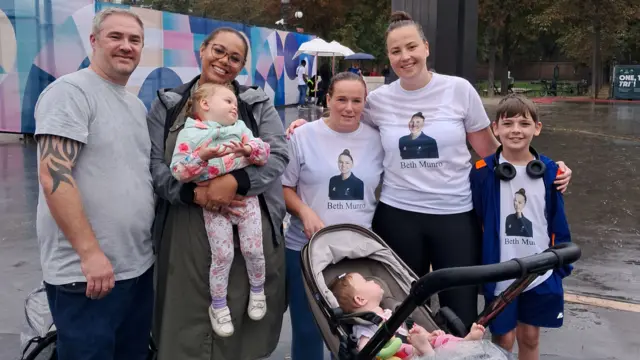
[281,72,384,360]
[286,11,573,330]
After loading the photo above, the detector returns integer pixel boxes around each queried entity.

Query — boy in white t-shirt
[470,95,573,360]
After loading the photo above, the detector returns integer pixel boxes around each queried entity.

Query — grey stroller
[300,224,581,360]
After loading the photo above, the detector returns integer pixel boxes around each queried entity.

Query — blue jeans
[298,85,307,105]
[286,249,325,360]
[45,266,154,360]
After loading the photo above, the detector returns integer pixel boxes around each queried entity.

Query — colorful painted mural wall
[0,0,316,134]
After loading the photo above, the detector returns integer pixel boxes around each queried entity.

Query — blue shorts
[484,273,564,336]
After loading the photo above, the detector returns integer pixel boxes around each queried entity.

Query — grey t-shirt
[34,68,155,285]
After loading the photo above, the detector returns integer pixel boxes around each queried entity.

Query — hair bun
[342,149,351,156]
[390,11,412,23]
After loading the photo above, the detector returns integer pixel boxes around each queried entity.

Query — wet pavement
[1,101,640,359]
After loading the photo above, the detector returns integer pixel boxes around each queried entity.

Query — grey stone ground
[2,101,640,359]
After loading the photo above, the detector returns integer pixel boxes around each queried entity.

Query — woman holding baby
[148,27,288,360]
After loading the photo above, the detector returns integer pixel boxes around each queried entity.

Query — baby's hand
[199,145,228,161]
[224,141,252,158]
[409,324,428,335]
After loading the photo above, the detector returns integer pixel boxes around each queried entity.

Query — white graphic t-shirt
[297,65,307,85]
[495,155,552,295]
[282,119,384,251]
[364,73,490,214]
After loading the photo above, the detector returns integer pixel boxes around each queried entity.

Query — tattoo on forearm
[38,135,82,194]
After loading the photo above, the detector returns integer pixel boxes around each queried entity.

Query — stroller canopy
[306,225,418,310]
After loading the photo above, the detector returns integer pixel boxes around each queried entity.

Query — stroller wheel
[434,307,467,338]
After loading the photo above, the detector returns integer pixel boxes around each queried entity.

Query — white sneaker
[209,306,234,337]
[247,291,267,321]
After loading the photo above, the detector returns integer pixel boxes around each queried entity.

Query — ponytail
[185,97,195,119]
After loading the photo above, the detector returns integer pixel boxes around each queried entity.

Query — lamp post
[281,0,290,30]
[294,10,303,32]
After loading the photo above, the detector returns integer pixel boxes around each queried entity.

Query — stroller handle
[410,242,580,302]
[358,243,581,359]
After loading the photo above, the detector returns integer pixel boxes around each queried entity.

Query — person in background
[348,62,362,76]
[316,63,332,108]
[34,8,155,359]
[381,64,391,77]
[297,59,309,107]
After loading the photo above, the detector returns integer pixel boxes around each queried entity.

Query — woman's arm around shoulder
[467,127,500,159]
[461,78,499,158]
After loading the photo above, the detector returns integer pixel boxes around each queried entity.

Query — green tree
[534,0,640,97]
[479,0,544,96]
[190,0,280,27]
[290,0,349,40]
[328,0,390,67]
[150,0,192,14]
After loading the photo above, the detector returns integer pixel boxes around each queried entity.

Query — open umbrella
[328,41,355,57]
[294,38,353,58]
[294,39,355,103]
[345,53,375,61]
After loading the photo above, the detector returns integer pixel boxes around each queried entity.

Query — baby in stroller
[330,272,486,358]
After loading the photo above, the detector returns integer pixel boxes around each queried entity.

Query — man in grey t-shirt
[34,8,154,359]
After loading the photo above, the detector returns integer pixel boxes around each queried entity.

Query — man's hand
[80,249,115,299]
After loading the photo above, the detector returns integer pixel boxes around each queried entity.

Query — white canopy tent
[293,38,352,58]
[293,38,355,105]
[329,40,355,58]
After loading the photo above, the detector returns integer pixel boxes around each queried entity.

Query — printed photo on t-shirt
[505,188,533,237]
[398,112,439,160]
[328,149,365,200]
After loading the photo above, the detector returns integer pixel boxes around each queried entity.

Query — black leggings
[372,201,482,328]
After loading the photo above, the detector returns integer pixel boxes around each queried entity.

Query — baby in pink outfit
[171,83,270,338]
[330,272,486,357]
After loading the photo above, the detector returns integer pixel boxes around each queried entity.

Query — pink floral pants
[203,196,266,301]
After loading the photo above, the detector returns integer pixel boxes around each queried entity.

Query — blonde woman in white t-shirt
[286,11,574,331]
[281,72,384,360]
